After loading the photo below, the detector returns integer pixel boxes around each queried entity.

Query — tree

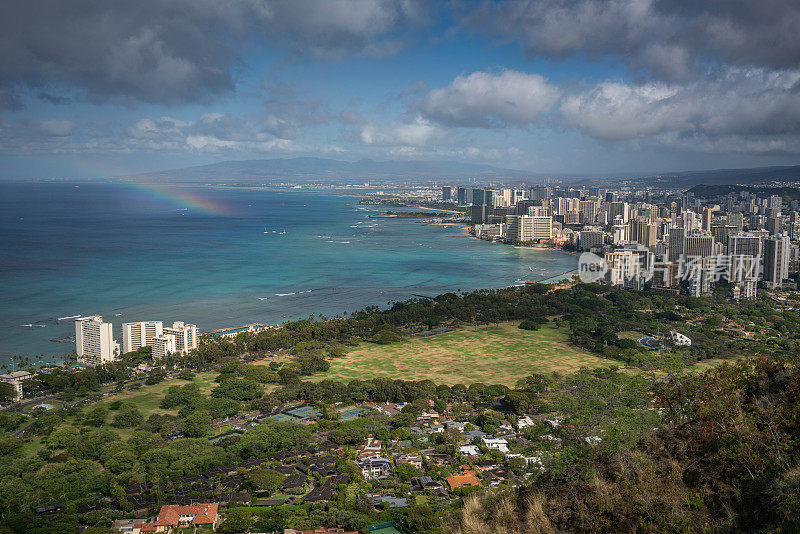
[395,463,422,482]
[111,404,143,428]
[182,410,212,438]
[83,404,108,427]
[211,379,263,401]
[246,468,284,494]
[0,382,16,402]
[144,369,166,385]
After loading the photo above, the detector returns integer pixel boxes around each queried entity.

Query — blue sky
[1,0,799,179]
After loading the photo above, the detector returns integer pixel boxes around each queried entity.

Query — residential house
[458,445,480,457]
[445,469,483,492]
[356,457,393,480]
[481,437,510,453]
[410,476,448,497]
[360,493,409,509]
[444,421,467,431]
[357,436,383,459]
[517,415,535,429]
[393,452,423,469]
[135,503,220,532]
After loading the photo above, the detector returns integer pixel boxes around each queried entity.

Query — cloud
[35,120,77,137]
[358,116,446,146]
[461,0,800,81]
[36,92,72,105]
[261,96,331,139]
[416,70,560,127]
[0,0,424,106]
[0,112,309,156]
[340,110,367,125]
[0,87,23,110]
[560,68,800,153]
[399,80,428,98]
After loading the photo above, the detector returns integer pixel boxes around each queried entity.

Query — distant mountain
[110,157,800,187]
[115,157,537,184]
[642,164,800,187]
[687,184,800,202]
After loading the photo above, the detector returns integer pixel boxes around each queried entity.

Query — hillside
[450,352,800,533]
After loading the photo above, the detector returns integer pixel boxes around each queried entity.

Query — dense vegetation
[450,351,800,533]
[195,283,794,368]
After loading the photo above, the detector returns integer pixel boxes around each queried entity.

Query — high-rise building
[506,215,550,241]
[579,198,599,224]
[75,316,120,366]
[469,205,488,224]
[607,202,628,224]
[728,234,761,258]
[711,225,737,252]
[579,231,604,251]
[152,334,177,360]
[728,254,759,283]
[682,210,699,231]
[701,207,713,232]
[767,216,783,235]
[162,321,198,356]
[684,232,714,259]
[441,186,451,201]
[122,321,163,354]
[727,212,744,231]
[457,187,467,206]
[604,250,641,287]
[763,235,790,288]
[669,227,686,262]
[532,216,553,240]
[629,218,657,250]
[471,188,485,206]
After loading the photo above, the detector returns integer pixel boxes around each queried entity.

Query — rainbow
[115,178,233,216]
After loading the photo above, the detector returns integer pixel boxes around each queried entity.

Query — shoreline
[3,190,577,361]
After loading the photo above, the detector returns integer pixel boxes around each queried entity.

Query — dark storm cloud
[0,0,423,106]
[461,0,800,80]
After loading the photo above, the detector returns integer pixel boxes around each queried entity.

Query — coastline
[1,184,578,362]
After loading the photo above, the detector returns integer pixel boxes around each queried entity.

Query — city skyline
[2,1,800,180]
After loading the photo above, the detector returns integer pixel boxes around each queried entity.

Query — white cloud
[359,116,444,146]
[417,70,560,128]
[560,68,800,153]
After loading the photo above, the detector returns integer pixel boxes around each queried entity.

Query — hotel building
[152,334,177,360]
[122,321,163,354]
[75,316,120,366]
[163,321,198,356]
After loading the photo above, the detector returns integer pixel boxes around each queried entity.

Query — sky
[1,0,800,179]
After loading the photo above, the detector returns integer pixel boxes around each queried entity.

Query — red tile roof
[155,502,219,526]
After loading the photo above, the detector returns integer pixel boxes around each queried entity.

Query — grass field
[93,370,219,420]
[311,322,624,386]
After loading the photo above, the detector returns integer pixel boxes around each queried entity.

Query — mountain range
[110,157,800,187]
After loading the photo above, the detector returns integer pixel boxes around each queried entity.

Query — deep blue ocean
[0,181,577,364]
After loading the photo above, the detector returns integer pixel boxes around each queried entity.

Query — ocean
[0,181,577,364]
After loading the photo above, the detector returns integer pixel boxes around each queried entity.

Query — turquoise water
[0,182,577,363]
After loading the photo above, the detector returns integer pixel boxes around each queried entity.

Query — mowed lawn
[312,322,623,386]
